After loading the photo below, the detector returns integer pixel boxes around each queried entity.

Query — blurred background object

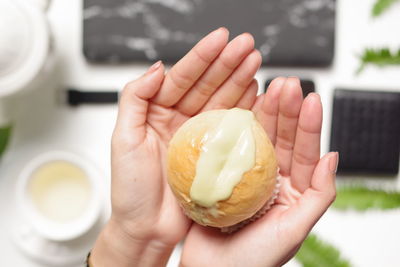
[330,89,400,175]
[66,88,118,106]
[83,0,335,66]
[0,0,399,266]
[14,151,104,266]
[0,0,52,157]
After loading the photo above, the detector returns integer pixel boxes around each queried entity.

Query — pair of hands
[91,28,338,267]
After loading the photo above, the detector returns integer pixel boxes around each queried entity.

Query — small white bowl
[16,151,103,241]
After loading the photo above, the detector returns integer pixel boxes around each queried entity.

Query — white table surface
[1,0,400,266]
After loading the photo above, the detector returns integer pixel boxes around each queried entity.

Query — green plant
[333,186,400,211]
[357,48,400,74]
[372,0,400,17]
[357,0,400,74]
[0,125,12,158]
[295,186,400,266]
[296,234,351,267]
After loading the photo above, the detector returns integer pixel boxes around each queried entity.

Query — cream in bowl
[17,151,102,241]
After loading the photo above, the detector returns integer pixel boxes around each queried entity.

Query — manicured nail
[212,27,228,36]
[147,60,162,74]
[329,152,339,173]
[238,32,254,39]
[306,92,321,101]
[287,76,301,86]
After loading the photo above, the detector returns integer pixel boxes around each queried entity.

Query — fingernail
[287,76,301,86]
[213,27,228,36]
[306,92,321,102]
[238,32,254,40]
[329,152,339,173]
[218,26,227,32]
[147,60,162,74]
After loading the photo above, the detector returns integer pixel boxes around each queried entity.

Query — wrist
[90,217,174,267]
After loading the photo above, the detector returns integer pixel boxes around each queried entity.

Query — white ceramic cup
[17,151,103,241]
[0,0,51,128]
[0,0,50,99]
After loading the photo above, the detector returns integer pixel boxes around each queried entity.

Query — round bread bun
[167,109,278,228]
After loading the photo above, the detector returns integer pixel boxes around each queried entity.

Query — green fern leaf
[372,0,400,17]
[296,234,351,267]
[357,48,400,74]
[333,186,400,211]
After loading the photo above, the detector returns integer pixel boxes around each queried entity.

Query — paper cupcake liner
[220,174,281,233]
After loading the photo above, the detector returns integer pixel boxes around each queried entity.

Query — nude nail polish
[329,152,339,173]
[147,60,162,74]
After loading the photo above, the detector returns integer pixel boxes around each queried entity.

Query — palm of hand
[181,78,336,266]
[110,107,191,246]
[110,28,263,246]
[182,173,310,267]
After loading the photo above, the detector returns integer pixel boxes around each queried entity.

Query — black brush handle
[67,89,119,106]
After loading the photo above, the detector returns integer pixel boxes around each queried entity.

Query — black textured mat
[330,89,400,175]
[264,78,315,97]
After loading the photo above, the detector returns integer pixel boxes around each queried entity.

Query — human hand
[180,78,338,267]
[91,28,263,267]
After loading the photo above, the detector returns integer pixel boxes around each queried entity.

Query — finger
[151,28,229,107]
[115,61,165,145]
[251,94,264,114]
[284,152,338,241]
[175,33,255,116]
[275,77,303,176]
[201,49,262,111]
[253,77,286,144]
[236,79,258,109]
[291,93,323,192]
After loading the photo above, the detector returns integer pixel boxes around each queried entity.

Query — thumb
[115,61,165,142]
[285,152,338,239]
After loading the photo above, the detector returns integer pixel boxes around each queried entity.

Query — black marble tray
[83,0,335,66]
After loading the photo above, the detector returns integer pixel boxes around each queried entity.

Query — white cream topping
[190,108,256,207]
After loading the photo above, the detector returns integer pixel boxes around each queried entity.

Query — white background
[0,0,399,266]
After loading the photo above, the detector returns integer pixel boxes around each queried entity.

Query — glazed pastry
[167,108,278,228]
